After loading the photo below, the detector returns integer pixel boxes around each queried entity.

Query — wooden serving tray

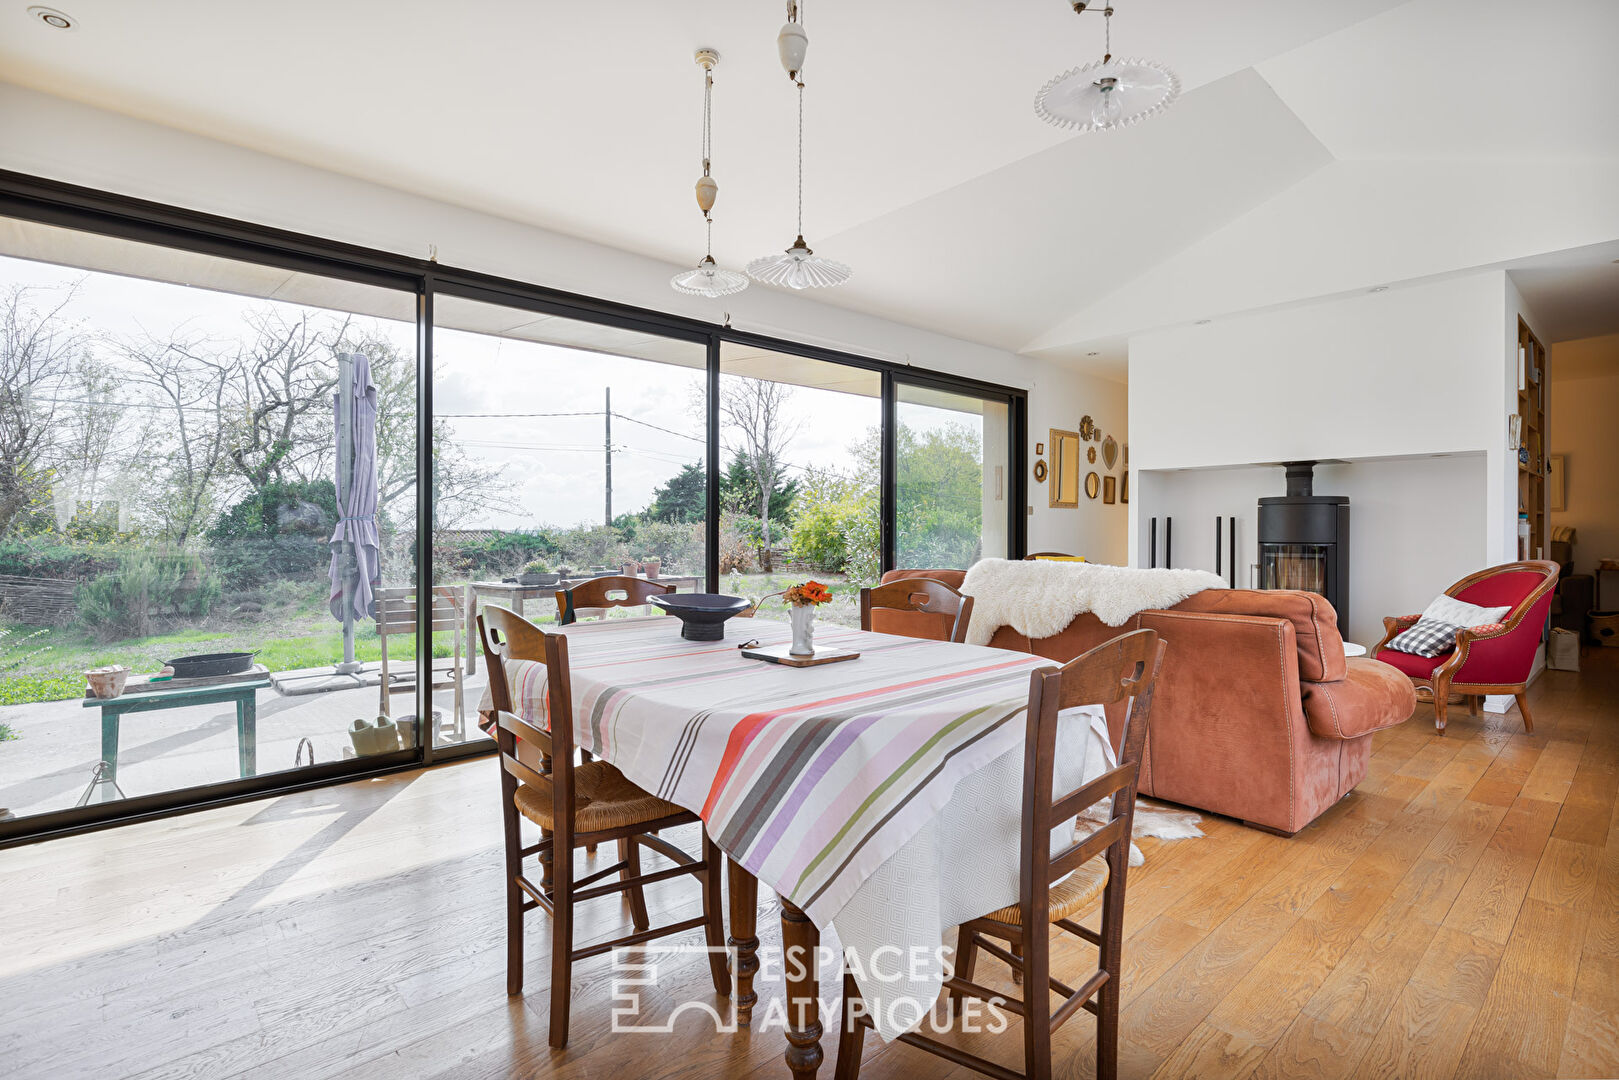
[740,643,859,667]
[87,664,272,698]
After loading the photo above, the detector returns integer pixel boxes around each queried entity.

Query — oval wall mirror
[1085,471,1100,499]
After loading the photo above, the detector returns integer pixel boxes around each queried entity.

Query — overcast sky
[6,252,907,531]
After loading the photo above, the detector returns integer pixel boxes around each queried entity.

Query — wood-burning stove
[1258,461,1350,627]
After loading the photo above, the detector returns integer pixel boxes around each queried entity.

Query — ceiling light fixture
[1035,1,1179,133]
[670,49,748,299]
[1195,319,1211,325]
[28,5,75,29]
[1369,285,1389,293]
[748,0,850,290]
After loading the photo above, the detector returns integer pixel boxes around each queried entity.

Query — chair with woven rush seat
[834,628,1165,1080]
[555,574,675,625]
[477,605,729,1048]
[1372,560,1559,734]
[859,576,974,643]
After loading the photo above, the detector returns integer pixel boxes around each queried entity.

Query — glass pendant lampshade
[671,49,747,299]
[672,254,750,297]
[778,1,808,78]
[1035,57,1179,132]
[1035,2,1179,133]
[746,237,851,290]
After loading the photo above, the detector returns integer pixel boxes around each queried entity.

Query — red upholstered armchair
[1373,561,1559,734]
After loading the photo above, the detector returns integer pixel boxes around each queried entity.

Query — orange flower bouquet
[783,580,833,607]
[782,581,831,655]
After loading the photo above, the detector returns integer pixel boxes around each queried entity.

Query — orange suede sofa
[878,569,1417,836]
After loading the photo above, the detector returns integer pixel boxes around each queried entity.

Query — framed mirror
[1049,428,1081,508]
[1085,471,1101,499]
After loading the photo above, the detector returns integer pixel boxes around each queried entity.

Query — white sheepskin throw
[959,558,1226,646]
[1076,800,1205,866]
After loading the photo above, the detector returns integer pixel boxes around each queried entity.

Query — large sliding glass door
[892,378,1014,570]
[0,171,1026,845]
[432,289,710,745]
[0,214,419,826]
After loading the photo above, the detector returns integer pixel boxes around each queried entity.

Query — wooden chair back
[477,606,576,846]
[555,575,675,625]
[1018,628,1164,1073]
[374,585,466,731]
[859,577,975,643]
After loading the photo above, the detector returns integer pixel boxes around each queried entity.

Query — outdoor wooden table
[462,575,701,674]
[81,676,270,798]
[529,615,1112,1079]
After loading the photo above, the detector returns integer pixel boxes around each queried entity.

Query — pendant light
[747,0,850,290]
[671,49,748,298]
[1035,1,1179,133]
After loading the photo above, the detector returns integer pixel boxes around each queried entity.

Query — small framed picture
[1103,475,1117,504]
[1035,441,1045,455]
[1121,471,1129,503]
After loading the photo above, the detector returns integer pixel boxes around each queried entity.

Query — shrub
[0,539,117,580]
[718,512,758,575]
[209,535,331,590]
[789,470,880,582]
[205,479,337,546]
[76,549,221,639]
[634,521,703,574]
[558,525,630,570]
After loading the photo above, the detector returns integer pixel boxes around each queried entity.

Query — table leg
[727,857,760,1028]
[465,583,477,676]
[100,707,120,800]
[238,694,257,777]
[780,895,823,1080]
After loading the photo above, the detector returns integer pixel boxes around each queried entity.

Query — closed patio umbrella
[328,351,380,675]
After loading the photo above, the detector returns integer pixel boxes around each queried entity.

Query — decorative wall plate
[1087,446,1096,464]
[1102,435,1118,470]
[1078,414,1095,441]
[1085,471,1100,499]
[1033,459,1048,482]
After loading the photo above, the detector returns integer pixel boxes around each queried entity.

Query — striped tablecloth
[538,615,1114,1038]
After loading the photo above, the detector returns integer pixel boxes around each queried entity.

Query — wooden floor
[2,650,1616,1080]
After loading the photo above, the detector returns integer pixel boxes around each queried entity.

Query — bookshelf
[1517,318,1548,560]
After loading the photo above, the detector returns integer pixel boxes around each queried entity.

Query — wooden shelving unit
[1517,318,1549,560]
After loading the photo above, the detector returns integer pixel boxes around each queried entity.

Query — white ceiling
[2,0,1617,376]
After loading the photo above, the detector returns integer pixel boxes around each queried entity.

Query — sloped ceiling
[1,0,1616,374]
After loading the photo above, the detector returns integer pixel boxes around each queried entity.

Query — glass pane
[434,294,708,744]
[718,343,882,628]
[895,383,1010,569]
[1260,543,1329,594]
[0,216,417,821]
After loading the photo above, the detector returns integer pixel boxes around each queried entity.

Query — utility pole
[604,387,612,527]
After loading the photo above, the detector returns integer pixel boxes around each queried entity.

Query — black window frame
[0,169,1026,848]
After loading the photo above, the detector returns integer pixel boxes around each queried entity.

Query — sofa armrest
[1300,658,1417,740]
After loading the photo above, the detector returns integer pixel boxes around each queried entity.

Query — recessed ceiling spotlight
[28,5,75,29]
[1086,351,1100,357]
[1369,285,1389,293]
[1195,319,1211,325]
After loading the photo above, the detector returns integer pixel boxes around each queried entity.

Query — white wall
[0,82,1123,561]
[1132,455,1487,646]
[1127,272,1522,565]
[1550,334,1619,573]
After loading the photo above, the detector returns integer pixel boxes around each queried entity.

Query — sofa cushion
[1386,617,1466,658]
[1300,658,1417,740]
[1167,589,1347,683]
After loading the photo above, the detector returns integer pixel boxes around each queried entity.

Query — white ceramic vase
[788,604,816,656]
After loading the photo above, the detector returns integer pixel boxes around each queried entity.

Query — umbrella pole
[335,353,363,677]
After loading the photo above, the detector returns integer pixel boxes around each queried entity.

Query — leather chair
[1373,561,1559,734]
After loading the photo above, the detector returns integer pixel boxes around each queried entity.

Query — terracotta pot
[86,665,129,699]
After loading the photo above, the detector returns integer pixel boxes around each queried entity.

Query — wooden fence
[0,574,77,625]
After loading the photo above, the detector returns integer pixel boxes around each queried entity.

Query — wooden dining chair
[477,605,729,1048]
[834,628,1166,1080]
[555,574,675,624]
[859,577,975,644]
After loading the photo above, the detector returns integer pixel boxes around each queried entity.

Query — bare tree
[225,310,350,491]
[51,353,129,533]
[117,328,241,543]
[717,378,801,571]
[0,284,82,537]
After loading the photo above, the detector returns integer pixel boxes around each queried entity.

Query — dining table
[521,613,1118,1078]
